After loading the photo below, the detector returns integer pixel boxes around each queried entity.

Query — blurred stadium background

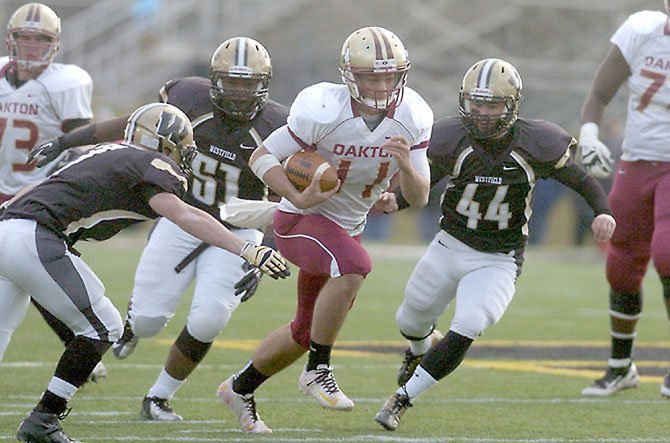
[0,0,662,244]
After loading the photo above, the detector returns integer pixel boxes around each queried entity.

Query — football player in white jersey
[0,3,105,382]
[374,58,615,432]
[217,26,433,433]
[579,1,670,398]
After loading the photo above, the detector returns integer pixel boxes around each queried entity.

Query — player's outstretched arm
[149,192,289,279]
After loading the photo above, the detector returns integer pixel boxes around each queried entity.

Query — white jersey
[611,11,670,161]
[264,82,433,236]
[0,58,93,195]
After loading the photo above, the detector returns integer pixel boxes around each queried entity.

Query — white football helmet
[210,37,272,121]
[124,103,197,174]
[459,58,523,140]
[340,26,410,110]
[6,3,60,74]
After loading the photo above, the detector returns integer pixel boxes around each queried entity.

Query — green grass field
[1,231,669,442]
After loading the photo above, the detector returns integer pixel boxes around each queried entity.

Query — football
[284,151,338,192]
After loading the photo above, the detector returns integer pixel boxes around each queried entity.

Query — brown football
[284,151,338,192]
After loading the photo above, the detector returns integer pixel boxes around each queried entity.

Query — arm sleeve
[58,115,129,148]
[552,163,612,216]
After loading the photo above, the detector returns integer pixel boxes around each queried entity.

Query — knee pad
[86,296,123,343]
[450,311,488,340]
[395,301,437,339]
[131,315,169,338]
[187,303,233,343]
[610,290,642,317]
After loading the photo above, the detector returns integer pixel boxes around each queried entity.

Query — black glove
[234,262,263,302]
[27,137,67,168]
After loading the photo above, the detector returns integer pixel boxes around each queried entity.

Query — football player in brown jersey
[0,1,113,384]
[28,37,290,425]
[373,58,616,431]
[5,103,288,443]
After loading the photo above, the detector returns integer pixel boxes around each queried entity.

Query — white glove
[579,123,613,179]
[239,242,290,280]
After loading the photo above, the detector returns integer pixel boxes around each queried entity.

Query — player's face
[468,100,507,133]
[14,32,54,65]
[356,72,400,107]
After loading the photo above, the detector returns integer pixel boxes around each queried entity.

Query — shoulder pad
[515,119,574,163]
[398,87,434,132]
[158,76,210,121]
[625,11,667,35]
[290,83,348,125]
[40,63,92,92]
[428,117,467,156]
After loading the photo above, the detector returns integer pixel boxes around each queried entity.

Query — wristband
[250,154,281,182]
[579,122,599,140]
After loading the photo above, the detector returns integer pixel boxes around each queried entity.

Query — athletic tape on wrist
[250,154,281,182]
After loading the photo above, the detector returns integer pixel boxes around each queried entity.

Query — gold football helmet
[459,58,523,140]
[340,26,410,110]
[6,3,60,73]
[124,103,197,174]
[210,37,272,121]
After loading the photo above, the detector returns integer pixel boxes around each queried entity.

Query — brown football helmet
[6,3,60,74]
[459,58,523,140]
[124,103,197,174]
[209,37,272,121]
[340,26,410,110]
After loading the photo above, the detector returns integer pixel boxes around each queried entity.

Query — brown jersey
[427,117,576,253]
[158,77,288,224]
[1,143,186,245]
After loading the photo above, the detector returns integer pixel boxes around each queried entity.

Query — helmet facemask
[124,103,197,175]
[341,63,408,111]
[210,70,269,121]
[6,3,60,76]
[458,58,522,140]
[340,27,410,111]
[209,37,272,121]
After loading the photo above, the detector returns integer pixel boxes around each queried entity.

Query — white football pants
[396,230,518,341]
[128,217,263,343]
[0,219,122,360]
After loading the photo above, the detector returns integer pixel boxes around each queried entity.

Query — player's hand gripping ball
[284,151,338,192]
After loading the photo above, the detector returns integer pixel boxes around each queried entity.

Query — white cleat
[298,364,354,411]
[217,375,272,433]
[582,362,640,396]
[140,396,183,421]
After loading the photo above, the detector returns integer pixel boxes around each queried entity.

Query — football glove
[27,137,67,168]
[579,123,613,179]
[234,262,263,302]
[239,242,290,280]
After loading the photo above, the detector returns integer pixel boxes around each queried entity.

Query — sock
[399,365,437,401]
[409,335,433,355]
[35,390,68,416]
[306,340,332,370]
[232,361,269,395]
[420,330,473,380]
[147,369,185,400]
